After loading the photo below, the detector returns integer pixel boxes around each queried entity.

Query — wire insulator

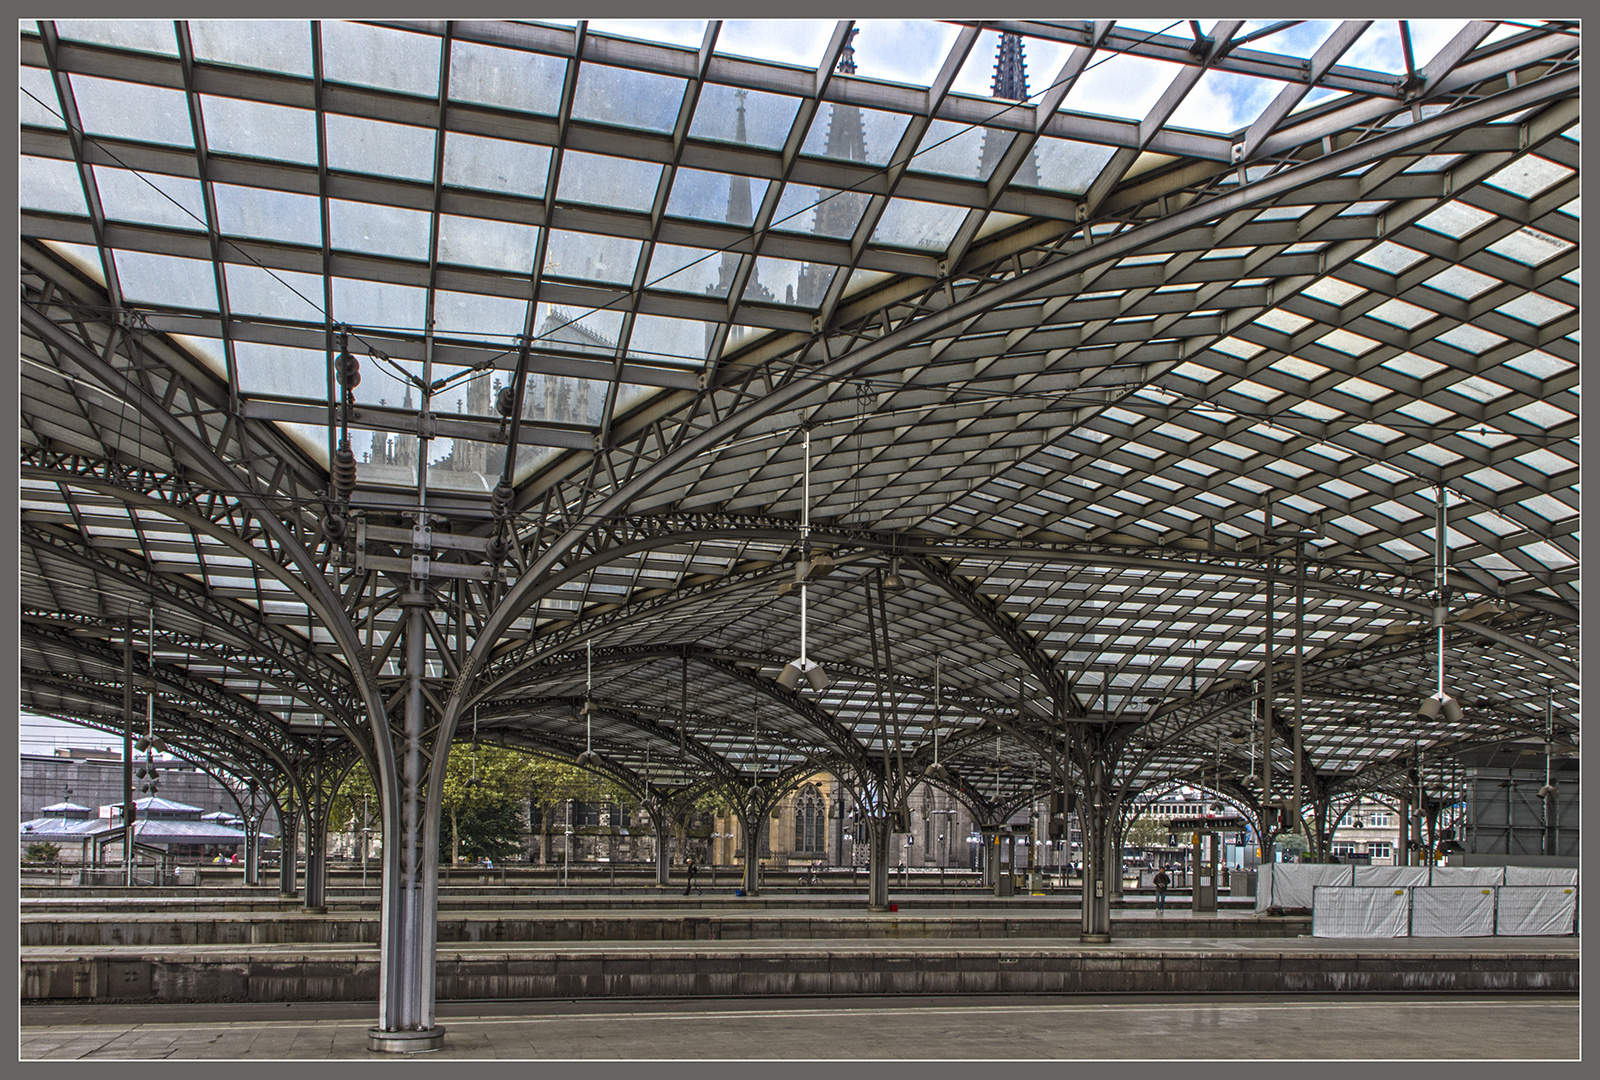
[336,350,361,389]
[495,385,516,418]
[491,479,514,518]
[332,441,358,502]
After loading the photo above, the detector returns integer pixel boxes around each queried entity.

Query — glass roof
[19,18,1579,818]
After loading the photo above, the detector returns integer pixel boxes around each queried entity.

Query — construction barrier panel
[1503,866,1578,887]
[1258,863,1354,911]
[1495,885,1577,936]
[1430,866,1504,887]
[1353,865,1428,889]
[1411,886,1497,937]
[1311,885,1410,938]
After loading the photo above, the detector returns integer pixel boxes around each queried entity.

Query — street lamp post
[564,799,573,888]
[361,793,370,888]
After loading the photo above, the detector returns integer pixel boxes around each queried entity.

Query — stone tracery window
[793,784,824,854]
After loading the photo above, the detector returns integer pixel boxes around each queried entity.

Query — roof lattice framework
[20,18,1578,818]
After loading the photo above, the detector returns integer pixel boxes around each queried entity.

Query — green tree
[329,743,639,865]
[25,840,60,862]
[1123,814,1172,850]
[439,796,523,863]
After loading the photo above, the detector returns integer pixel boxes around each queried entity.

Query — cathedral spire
[980,32,1039,188]
[837,27,857,75]
[992,31,1029,101]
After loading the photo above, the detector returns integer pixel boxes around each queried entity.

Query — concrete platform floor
[20,993,1580,1059]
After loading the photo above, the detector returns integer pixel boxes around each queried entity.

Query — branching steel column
[121,619,134,887]
[867,814,891,911]
[369,597,445,1051]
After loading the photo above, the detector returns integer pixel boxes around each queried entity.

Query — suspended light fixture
[576,640,601,766]
[883,555,907,592]
[925,654,949,780]
[1418,487,1463,724]
[776,427,828,692]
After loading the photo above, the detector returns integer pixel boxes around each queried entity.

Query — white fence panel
[1354,865,1428,888]
[1495,885,1576,935]
[1503,866,1577,887]
[1431,866,1504,887]
[1312,885,1410,937]
[1269,864,1354,909]
[1254,865,1273,913]
[1411,886,1496,937]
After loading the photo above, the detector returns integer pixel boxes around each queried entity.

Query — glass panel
[19,155,87,216]
[68,74,192,147]
[691,84,800,149]
[543,229,641,285]
[771,182,867,238]
[557,150,662,212]
[57,19,177,55]
[1501,349,1573,380]
[20,66,64,128]
[92,166,206,230]
[1354,241,1426,274]
[213,183,321,246]
[912,120,1007,181]
[223,263,324,322]
[1062,51,1180,121]
[1414,199,1494,239]
[801,102,911,166]
[442,132,550,197]
[749,257,833,307]
[200,95,318,164]
[646,244,726,297]
[872,197,966,251]
[851,20,961,88]
[112,250,217,309]
[325,114,436,181]
[1485,226,1573,266]
[332,277,428,331]
[190,20,313,76]
[321,20,441,97]
[587,20,707,49]
[665,166,768,225]
[432,289,528,340]
[1496,293,1573,326]
[532,303,623,356]
[1435,325,1506,354]
[448,39,565,115]
[1302,277,1365,305]
[426,437,514,494]
[1365,298,1434,329]
[522,371,609,425]
[234,340,326,399]
[1166,68,1281,133]
[629,313,710,364]
[1484,154,1573,199]
[1026,137,1117,194]
[1423,265,1498,299]
[715,20,835,66]
[437,213,537,272]
[328,199,433,260]
[571,64,686,133]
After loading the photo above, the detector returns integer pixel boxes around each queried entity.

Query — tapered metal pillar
[368,596,445,1052]
[122,622,135,887]
[652,811,671,886]
[277,812,298,897]
[303,801,328,911]
[867,814,890,910]
[242,814,261,886]
[1081,760,1112,942]
[739,812,761,894]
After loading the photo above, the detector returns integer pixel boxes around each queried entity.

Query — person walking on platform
[1153,867,1170,913]
[684,859,698,896]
